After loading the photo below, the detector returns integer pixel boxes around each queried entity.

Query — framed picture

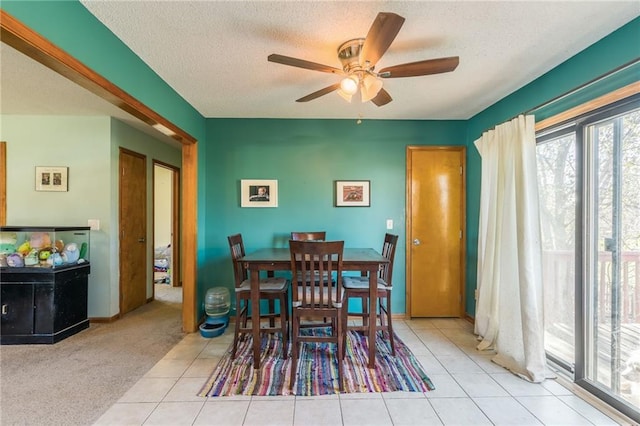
[35,166,68,192]
[335,180,370,207]
[241,179,278,207]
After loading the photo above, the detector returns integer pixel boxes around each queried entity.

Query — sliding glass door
[537,98,640,421]
[583,107,640,412]
[537,130,577,370]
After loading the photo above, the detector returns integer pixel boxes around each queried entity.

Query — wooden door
[406,146,465,317]
[119,148,147,315]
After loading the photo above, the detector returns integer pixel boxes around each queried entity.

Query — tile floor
[94,318,632,425]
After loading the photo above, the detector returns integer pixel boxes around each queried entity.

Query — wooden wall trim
[181,143,198,332]
[535,81,640,131]
[1,10,199,333]
[0,9,196,145]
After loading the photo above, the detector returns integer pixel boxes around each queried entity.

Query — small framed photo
[241,179,278,207]
[35,166,68,192]
[335,180,370,207]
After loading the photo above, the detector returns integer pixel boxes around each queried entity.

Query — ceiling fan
[268,12,459,107]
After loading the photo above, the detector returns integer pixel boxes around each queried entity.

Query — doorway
[153,161,181,305]
[406,146,466,317]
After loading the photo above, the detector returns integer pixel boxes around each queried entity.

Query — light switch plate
[88,219,100,231]
[386,219,393,230]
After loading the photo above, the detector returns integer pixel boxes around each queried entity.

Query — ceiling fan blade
[296,83,341,102]
[268,54,342,74]
[370,88,392,106]
[379,56,459,78]
[360,12,405,67]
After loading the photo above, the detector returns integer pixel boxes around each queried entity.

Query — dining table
[239,247,389,370]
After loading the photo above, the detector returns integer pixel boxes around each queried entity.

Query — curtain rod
[481,57,639,134]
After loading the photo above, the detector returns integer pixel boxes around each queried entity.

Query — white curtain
[474,115,549,383]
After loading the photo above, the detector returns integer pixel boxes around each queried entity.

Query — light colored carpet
[0,284,184,426]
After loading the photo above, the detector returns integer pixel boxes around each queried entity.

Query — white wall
[154,166,173,248]
[1,115,181,318]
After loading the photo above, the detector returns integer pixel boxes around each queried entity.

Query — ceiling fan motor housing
[338,38,371,74]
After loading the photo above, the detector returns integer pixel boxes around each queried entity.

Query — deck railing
[542,250,640,323]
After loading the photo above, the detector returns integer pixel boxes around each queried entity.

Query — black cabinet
[1,264,90,344]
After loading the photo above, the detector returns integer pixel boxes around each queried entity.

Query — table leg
[368,268,376,369]
[251,269,261,370]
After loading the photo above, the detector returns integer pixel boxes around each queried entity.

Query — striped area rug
[198,328,435,397]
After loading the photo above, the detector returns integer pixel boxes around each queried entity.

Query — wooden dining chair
[342,233,399,355]
[288,240,345,392]
[290,231,326,241]
[227,233,289,360]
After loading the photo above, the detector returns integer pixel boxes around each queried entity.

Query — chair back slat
[289,240,344,309]
[227,233,248,287]
[379,233,399,284]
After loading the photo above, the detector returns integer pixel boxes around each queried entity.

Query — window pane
[537,133,577,367]
[586,108,640,411]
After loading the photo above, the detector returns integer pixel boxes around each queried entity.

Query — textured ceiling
[2,1,639,125]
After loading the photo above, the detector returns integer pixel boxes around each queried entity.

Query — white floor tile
[118,378,178,403]
[473,396,543,425]
[144,359,193,378]
[425,374,467,398]
[194,400,250,426]
[163,377,209,402]
[437,354,486,374]
[451,373,509,397]
[414,352,448,375]
[142,401,204,425]
[340,398,393,426]
[557,395,621,425]
[490,372,553,397]
[293,398,342,425]
[93,402,157,425]
[429,397,493,425]
[540,378,575,396]
[516,395,594,425]
[183,357,221,378]
[468,353,507,374]
[243,399,295,426]
[384,397,443,426]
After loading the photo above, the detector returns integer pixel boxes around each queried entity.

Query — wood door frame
[1,11,198,332]
[405,145,466,318]
[152,160,181,290]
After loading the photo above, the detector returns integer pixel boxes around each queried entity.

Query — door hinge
[460,166,463,175]
[459,230,463,239]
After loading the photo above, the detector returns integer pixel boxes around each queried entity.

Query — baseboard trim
[89,313,120,323]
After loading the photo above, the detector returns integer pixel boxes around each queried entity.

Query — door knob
[138,238,146,243]
[413,239,421,246]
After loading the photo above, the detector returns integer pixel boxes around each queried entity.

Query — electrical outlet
[386,219,393,230]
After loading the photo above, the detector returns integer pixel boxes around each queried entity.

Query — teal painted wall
[463,17,640,316]
[3,1,637,322]
[200,119,467,315]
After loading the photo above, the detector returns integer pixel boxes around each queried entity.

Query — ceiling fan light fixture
[337,88,353,102]
[361,74,383,102]
[340,75,359,95]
